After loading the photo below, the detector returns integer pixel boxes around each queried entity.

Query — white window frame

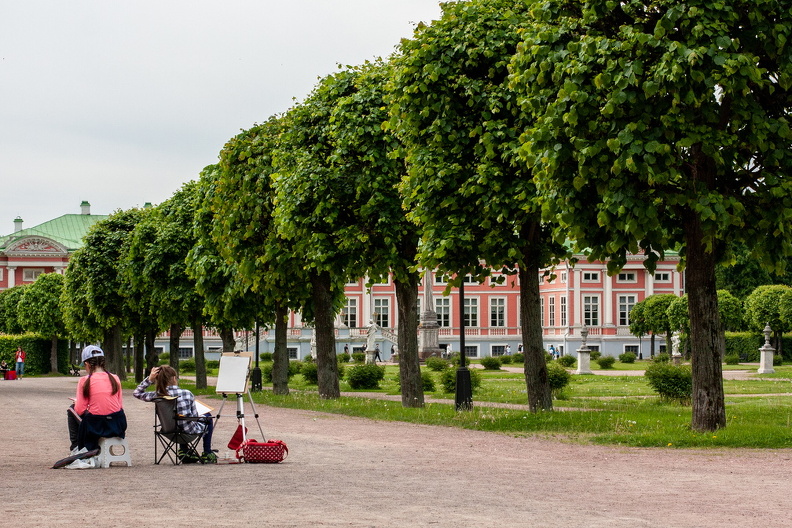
[617,271,637,283]
[342,297,358,328]
[618,294,637,326]
[490,297,506,328]
[583,295,600,326]
[177,347,194,359]
[540,297,544,327]
[464,297,479,328]
[436,298,451,327]
[654,271,671,282]
[582,271,600,282]
[374,298,390,328]
[23,268,44,282]
[624,345,639,353]
[560,296,567,327]
[491,345,506,357]
[561,272,567,283]
[434,273,449,284]
[463,344,479,358]
[287,347,298,359]
[549,297,556,327]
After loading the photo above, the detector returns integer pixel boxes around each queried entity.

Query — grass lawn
[126,360,792,449]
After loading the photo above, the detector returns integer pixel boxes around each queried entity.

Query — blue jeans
[15,362,24,377]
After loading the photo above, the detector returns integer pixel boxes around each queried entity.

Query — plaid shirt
[133,379,206,435]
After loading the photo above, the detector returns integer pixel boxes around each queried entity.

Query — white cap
[81,345,104,363]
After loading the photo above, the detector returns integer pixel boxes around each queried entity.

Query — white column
[647,269,655,296]
[7,267,16,288]
[603,267,613,326]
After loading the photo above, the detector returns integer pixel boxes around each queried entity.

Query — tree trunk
[272,304,290,395]
[50,335,59,373]
[686,215,726,432]
[519,246,553,412]
[144,328,157,377]
[219,328,236,351]
[396,272,423,408]
[193,319,207,389]
[134,331,145,382]
[650,334,656,358]
[102,324,125,380]
[169,323,182,373]
[311,271,340,398]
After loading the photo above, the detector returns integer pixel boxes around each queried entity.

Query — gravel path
[2,376,792,528]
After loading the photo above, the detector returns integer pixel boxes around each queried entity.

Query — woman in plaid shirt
[133,365,216,462]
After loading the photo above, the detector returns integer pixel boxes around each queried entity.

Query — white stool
[97,437,132,468]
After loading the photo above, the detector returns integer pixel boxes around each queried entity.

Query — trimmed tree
[17,272,67,373]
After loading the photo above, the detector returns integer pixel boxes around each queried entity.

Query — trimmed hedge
[0,334,69,375]
[346,364,386,389]
[644,362,692,404]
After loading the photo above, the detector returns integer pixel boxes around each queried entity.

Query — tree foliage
[0,285,28,335]
[17,273,66,372]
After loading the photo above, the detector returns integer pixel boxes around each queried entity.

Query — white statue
[366,319,378,351]
[671,331,681,357]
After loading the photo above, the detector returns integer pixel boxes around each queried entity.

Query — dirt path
[2,376,792,528]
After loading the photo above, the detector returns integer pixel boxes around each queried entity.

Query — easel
[214,352,265,447]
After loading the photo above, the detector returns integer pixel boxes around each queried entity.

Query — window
[549,297,556,327]
[374,298,390,328]
[617,271,637,282]
[287,347,298,359]
[582,271,600,282]
[464,298,478,327]
[462,274,475,283]
[178,347,193,359]
[561,272,567,283]
[588,345,600,352]
[23,268,44,282]
[624,345,639,353]
[436,298,450,327]
[491,345,506,357]
[618,295,636,326]
[342,298,358,327]
[560,296,567,327]
[654,272,671,282]
[490,273,504,286]
[540,297,544,326]
[490,298,506,327]
[464,345,479,358]
[434,273,448,284]
[659,344,667,354]
[583,296,599,326]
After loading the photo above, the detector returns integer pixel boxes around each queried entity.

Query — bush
[300,362,318,384]
[596,356,615,369]
[338,352,351,363]
[724,354,740,365]
[774,354,783,366]
[544,352,553,363]
[546,361,571,397]
[499,354,513,364]
[589,350,601,361]
[654,352,671,363]
[557,355,576,368]
[439,367,482,393]
[206,360,220,370]
[480,356,502,370]
[619,352,636,364]
[336,362,346,380]
[346,364,386,389]
[303,355,315,363]
[644,362,692,404]
[289,360,303,375]
[426,356,450,371]
[159,352,170,364]
[351,352,365,363]
[179,358,196,372]
[259,352,273,362]
[512,353,524,363]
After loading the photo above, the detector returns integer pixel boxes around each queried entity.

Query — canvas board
[215,353,252,394]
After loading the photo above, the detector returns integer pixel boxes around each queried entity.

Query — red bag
[237,439,288,463]
[227,424,248,451]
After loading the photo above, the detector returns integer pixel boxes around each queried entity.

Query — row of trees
[4,0,792,432]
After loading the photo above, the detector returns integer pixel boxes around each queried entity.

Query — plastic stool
[97,437,132,468]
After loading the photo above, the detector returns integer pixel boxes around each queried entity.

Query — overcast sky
[0,0,443,231]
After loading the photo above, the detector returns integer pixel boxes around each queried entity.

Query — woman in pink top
[66,346,127,457]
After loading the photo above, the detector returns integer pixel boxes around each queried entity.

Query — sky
[0,0,444,231]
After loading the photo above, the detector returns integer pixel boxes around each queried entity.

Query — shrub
[289,360,303,375]
[346,364,386,389]
[596,356,615,369]
[724,354,740,365]
[179,358,196,372]
[448,352,461,366]
[426,356,450,371]
[439,367,482,393]
[512,353,524,363]
[619,352,636,364]
[338,352,351,363]
[590,350,601,361]
[480,356,502,370]
[654,352,671,363]
[544,352,553,363]
[206,360,220,370]
[644,362,692,404]
[546,361,571,397]
[351,352,365,363]
[303,355,315,363]
[159,352,170,364]
[499,354,513,364]
[774,354,783,366]
[259,352,273,362]
[336,362,346,380]
[557,355,576,368]
[300,362,318,384]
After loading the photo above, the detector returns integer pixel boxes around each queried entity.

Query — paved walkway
[3,376,792,527]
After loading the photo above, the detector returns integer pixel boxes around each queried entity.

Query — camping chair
[153,397,211,465]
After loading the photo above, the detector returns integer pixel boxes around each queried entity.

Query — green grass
[121,362,792,449]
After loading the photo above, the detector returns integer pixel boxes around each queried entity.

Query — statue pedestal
[758,346,775,374]
[672,354,682,365]
[575,349,592,375]
[365,349,376,365]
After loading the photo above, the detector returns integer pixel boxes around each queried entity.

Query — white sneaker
[64,458,93,470]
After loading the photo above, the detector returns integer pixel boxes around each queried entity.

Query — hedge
[0,334,70,375]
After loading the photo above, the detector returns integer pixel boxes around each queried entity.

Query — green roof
[0,214,109,252]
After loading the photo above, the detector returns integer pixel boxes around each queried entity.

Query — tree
[327,61,424,407]
[0,285,28,335]
[745,285,792,355]
[643,294,677,355]
[512,0,792,431]
[388,0,566,411]
[628,301,649,357]
[17,273,66,373]
[667,291,744,340]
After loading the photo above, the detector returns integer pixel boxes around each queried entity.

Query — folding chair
[153,397,210,465]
